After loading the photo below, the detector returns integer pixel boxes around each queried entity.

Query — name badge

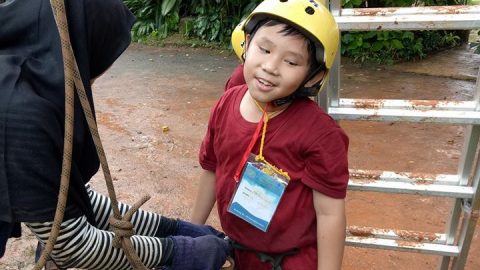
[228,155,289,232]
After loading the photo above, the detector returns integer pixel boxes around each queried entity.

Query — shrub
[124,0,467,62]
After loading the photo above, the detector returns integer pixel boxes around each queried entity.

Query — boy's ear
[305,70,326,88]
[244,34,251,54]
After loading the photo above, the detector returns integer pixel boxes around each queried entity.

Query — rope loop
[109,195,150,249]
[109,217,135,248]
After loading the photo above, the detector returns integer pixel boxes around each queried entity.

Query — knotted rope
[34,1,150,269]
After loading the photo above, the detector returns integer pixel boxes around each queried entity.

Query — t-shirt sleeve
[224,64,245,91]
[302,128,349,199]
[85,0,136,78]
[199,106,218,172]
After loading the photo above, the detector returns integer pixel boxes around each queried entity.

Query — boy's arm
[191,169,217,224]
[313,190,346,270]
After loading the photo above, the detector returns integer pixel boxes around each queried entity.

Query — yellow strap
[253,101,290,180]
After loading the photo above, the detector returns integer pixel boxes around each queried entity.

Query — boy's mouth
[256,77,275,88]
[255,77,275,92]
[258,78,273,86]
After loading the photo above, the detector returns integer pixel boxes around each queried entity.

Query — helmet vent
[305,6,315,15]
[279,0,288,2]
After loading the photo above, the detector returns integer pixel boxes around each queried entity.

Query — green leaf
[355,36,363,47]
[352,0,363,6]
[377,32,390,41]
[347,42,359,50]
[391,31,403,39]
[372,41,384,51]
[474,46,480,54]
[363,31,376,39]
[383,40,391,48]
[161,0,177,16]
[402,31,414,41]
[342,33,355,43]
[391,39,404,49]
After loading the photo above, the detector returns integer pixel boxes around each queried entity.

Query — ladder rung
[350,169,460,185]
[329,107,480,124]
[346,236,460,256]
[347,226,447,244]
[346,225,459,256]
[337,5,480,31]
[338,99,476,111]
[348,170,474,198]
[349,179,474,198]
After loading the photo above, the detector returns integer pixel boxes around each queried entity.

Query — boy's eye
[286,60,298,66]
[258,46,270,54]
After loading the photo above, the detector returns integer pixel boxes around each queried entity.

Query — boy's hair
[246,19,322,76]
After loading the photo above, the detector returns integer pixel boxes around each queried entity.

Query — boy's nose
[261,56,279,76]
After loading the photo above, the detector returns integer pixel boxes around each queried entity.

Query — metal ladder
[321,2,480,269]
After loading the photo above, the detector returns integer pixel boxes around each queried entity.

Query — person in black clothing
[0,0,230,269]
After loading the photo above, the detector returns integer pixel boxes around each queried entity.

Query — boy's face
[243,23,311,105]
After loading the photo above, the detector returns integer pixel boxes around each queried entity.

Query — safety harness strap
[229,239,298,270]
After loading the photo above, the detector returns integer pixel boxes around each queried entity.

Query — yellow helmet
[232,0,339,70]
[231,19,246,62]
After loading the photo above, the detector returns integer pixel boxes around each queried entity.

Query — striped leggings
[26,185,169,270]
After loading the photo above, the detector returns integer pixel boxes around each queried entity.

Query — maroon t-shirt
[224,64,245,91]
[200,85,349,270]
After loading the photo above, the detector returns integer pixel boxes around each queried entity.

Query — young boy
[191,0,349,269]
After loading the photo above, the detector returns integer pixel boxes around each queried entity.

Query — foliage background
[123,0,476,63]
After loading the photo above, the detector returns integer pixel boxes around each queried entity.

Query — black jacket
[0,0,135,228]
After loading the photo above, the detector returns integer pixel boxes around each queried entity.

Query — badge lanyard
[233,104,268,182]
[233,102,290,182]
[228,102,290,232]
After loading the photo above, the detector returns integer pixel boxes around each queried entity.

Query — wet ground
[1,43,479,269]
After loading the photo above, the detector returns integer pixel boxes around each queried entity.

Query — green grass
[468,0,480,5]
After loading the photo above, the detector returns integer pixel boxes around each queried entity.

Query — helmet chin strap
[270,65,326,107]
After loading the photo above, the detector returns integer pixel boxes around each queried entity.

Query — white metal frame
[322,2,480,269]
